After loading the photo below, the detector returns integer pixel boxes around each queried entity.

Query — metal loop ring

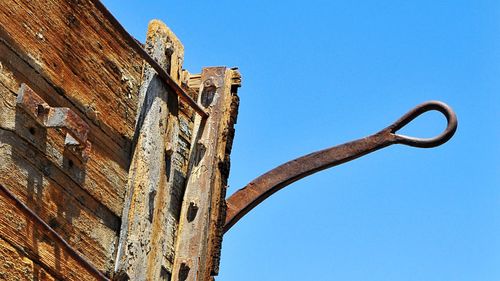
[388,100,458,148]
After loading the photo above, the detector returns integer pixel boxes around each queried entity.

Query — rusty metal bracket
[224,101,458,233]
[16,83,91,159]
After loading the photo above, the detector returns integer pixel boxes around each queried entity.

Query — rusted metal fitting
[224,101,458,233]
[16,83,91,159]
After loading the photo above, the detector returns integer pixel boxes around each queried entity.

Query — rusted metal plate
[224,101,458,233]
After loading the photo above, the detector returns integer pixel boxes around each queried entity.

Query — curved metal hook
[224,101,458,233]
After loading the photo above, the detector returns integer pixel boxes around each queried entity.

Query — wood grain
[0,0,143,153]
[171,67,240,281]
[0,128,119,275]
[0,237,57,281]
[0,1,242,279]
[0,57,127,216]
[0,185,107,280]
[115,20,196,281]
[0,0,145,218]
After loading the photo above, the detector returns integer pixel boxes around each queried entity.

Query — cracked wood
[171,67,240,281]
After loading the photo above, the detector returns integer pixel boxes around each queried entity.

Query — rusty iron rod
[0,184,110,281]
[224,101,458,233]
[91,0,208,119]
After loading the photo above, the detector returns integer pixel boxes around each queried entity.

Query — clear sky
[102,1,499,280]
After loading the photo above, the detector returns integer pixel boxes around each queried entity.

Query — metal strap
[91,0,208,119]
[0,184,110,281]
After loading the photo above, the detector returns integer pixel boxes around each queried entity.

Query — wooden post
[0,1,243,280]
[114,20,186,280]
[171,67,240,281]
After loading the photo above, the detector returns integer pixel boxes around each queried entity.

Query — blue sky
[102,1,499,280]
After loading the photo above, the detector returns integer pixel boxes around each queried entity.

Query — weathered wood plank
[0,237,57,281]
[0,54,127,216]
[0,59,125,276]
[0,0,142,153]
[0,0,144,222]
[144,22,189,280]
[0,128,119,275]
[115,20,189,281]
[206,69,241,277]
[171,67,240,281]
[0,185,107,281]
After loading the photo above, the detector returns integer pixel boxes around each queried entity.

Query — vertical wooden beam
[171,67,241,281]
[114,20,185,281]
[206,69,241,277]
